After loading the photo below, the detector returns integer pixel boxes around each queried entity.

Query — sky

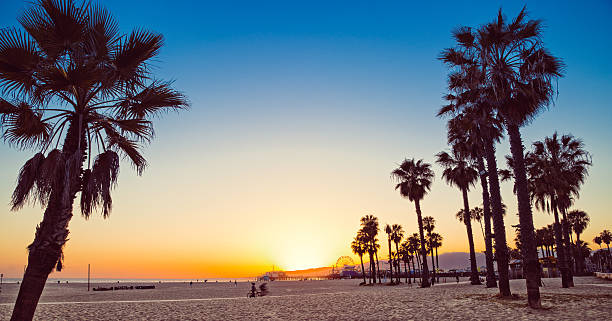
[0,0,611,279]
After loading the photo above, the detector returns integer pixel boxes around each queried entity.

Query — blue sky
[1,1,611,277]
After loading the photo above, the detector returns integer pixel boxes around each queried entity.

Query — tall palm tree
[477,8,564,308]
[352,232,368,284]
[360,215,380,284]
[430,232,443,274]
[391,224,404,283]
[422,216,437,283]
[524,133,591,287]
[436,149,481,285]
[400,240,411,283]
[407,233,421,283]
[0,2,188,319]
[439,58,508,293]
[567,210,589,274]
[470,207,485,242]
[385,224,395,283]
[391,159,434,287]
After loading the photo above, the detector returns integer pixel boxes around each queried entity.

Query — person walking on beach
[456,273,459,283]
[250,283,257,298]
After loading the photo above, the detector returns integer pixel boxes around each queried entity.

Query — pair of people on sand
[249,282,268,297]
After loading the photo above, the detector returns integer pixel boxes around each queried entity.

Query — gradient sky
[1,0,611,279]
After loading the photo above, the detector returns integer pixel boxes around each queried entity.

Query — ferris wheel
[336,256,355,268]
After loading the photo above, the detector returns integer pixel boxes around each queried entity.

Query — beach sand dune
[1,277,610,320]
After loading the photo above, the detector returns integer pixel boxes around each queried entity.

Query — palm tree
[422,216,437,283]
[385,224,394,283]
[439,62,508,292]
[477,8,564,308]
[352,232,368,284]
[407,233,421,283]
[525,133,591,287]
[0,2,188,319]
[436,149,481,285]
[400,241,411,283]
[567,210,589,274]
[430,232,443,275]
[360,215,380,284]
[391,224,404,283]
[601,230,612,254]
[391,159,434,287]
[470,207,486,242]
[593,236,603,271]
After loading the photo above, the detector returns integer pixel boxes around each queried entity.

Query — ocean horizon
[1,277,258,284]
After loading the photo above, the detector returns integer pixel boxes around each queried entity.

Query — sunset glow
[1,0,611,282]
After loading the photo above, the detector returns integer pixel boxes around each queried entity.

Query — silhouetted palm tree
[391,224,404,283]
[430,232,443,274]
[352,232,368,284]
[360,215,380,284]
[567,210,589,274]
[422,216,437,283]
[439,53,508,293]
[524,133,591,287]
[477,8,564,308]
[0,1,188,319]
[391,159,434,287]
[601,230,612,254]
[385,224,395,283]
[436,149,481,285]
[407,233,421,283]
[400,240,411,283]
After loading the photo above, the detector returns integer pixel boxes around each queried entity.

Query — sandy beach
[1,276,610,320]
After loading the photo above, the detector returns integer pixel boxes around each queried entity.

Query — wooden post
[88,264,90,292]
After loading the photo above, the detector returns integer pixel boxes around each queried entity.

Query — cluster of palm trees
[351,215,442,286]
[593,230,612,272]
[434,6,591,308]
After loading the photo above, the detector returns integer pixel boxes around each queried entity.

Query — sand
[1,276,610,320]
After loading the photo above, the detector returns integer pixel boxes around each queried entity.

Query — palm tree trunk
[478,157,497,288]
[11,117,86,321]
[394,242,401,283]
[415,200,430,287]
[413,254,419,283]
[506,123,541,308]
[483,134,511,296]
[359,254,366,284]
[374,251,381,283]
[559,207,575,285]
[368,252,375,284]
[430,239,436,285]
[462,188,481,285]
[551,198,570,287]
[435,246,440,282]
[387,236,394,283]
[404,261,408,283]
[575,234,583,274]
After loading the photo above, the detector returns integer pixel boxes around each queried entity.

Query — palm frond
[91,150,119,217]
[1,101,51,149]
[116,81,188,118]
[11,152,45,210]
[0,27,41,95]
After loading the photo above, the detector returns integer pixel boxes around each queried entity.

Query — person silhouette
[250,282,257,298]
[259,283,268,296]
